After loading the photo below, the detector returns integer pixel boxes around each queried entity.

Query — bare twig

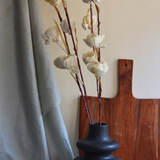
[92,1,102,125]
[90,3,93,34]
[46,0,93,123]
[97,5,102,126]
[61,0,93,124]
[55,41,68,54]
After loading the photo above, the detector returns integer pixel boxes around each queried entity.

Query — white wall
[40,0,160,156]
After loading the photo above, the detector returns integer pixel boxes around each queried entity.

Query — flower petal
[41,26,61,45]
[95,61,108,77]
[63,54,79,73]
[54,54,79,73]
[83,39,94,48]
[81,15,97,30]
[71,65,79,74]
[60,18,76,35]
[82,51,96,64]
[87,60,99,73]
[99,34,106,42]
[41,33,48,40]
[81,23,88,30]
[54,55,68,69]
[45,39,52,45]
[83,33,107,48]
[87,60,108,77]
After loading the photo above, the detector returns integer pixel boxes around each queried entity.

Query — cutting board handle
[118,59,133,96]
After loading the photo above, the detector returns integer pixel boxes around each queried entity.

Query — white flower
[41,26,61,45]
[82,51,96,64]
[87,60,108,77]
[82,0,101,3]
[54,54,79,74]
[81,15,97,30]
[83,33,107,48]
[60,18,76,35]
[54,55,68,69]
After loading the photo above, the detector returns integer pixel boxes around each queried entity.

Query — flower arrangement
[42,0,108,125]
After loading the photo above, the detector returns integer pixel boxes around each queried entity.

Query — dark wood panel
[79,59,159,160]
[134,99,158,160]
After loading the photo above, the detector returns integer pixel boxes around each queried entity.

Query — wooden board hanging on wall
[79,59,159,160]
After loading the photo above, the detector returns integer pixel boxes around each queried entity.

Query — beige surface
[40,0,160,156]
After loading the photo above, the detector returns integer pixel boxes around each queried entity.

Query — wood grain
[79,59,159,160]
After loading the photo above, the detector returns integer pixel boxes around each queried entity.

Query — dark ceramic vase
[74,123,121,160]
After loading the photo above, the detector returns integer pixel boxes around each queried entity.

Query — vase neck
[86,123,110,140]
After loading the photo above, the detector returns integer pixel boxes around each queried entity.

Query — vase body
[74,123,121,160]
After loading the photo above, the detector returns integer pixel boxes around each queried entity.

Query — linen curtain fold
[0,0,74,159]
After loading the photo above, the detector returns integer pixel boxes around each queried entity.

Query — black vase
[74,123,121,160]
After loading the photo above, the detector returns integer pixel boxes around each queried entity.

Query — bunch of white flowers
[42,0,108,125]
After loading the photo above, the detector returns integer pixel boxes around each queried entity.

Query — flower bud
[87,60,108,77]
[54,54,79,74]
[83,33,107,48]
[81,15,97,30]
[60,18,76,35]
[41,26,61,45]
[82,51,96,64]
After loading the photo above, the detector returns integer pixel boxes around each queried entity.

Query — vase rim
[90,122,108,126]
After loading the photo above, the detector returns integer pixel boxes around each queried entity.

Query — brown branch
[76,75,92,123]
[90,3,95,54]
[97,4,102,126]
[47,0,92,123]
[62,0,93,124]
[90,3,93,33]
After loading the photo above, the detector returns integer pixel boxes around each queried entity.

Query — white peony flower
[41,26,61,45]
[82,51,96,64]
[54,55,68,69]
[81,15,97,30]
[60,18,76,35]
[83,33,107,48]
[87,60,108,77]
[54,54,79,74]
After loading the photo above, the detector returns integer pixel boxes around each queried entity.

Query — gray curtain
[0,0,74,159]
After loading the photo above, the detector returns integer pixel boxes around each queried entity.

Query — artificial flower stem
[96,3,102,125]
[62,1,93,124]
[55,41,68,54]
[98,90,102,125]
[76,75,92,123]
[90,3,93,34]
[97,8,101,61]
[90,3,95,53]
[69,72,92,123]
[69,70,77,82]
[51,0,92,123]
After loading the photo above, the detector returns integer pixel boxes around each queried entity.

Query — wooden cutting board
[79,59,160,160]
